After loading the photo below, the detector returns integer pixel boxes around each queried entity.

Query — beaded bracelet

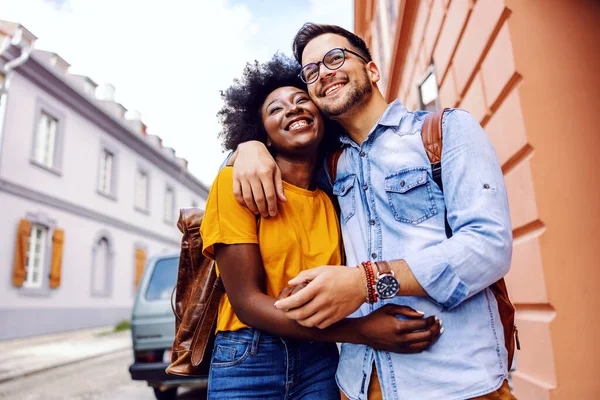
[362,263,375,304]
[361,261,378,303]
[358,262,375,304]
[358,263,371,304]
[368,262,378,303]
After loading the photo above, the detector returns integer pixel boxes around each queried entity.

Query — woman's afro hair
[217,53,342,155]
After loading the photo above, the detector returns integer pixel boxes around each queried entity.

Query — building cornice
[0,177,180,247]
[6,45,209,197]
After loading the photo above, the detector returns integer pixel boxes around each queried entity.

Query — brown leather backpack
[326,109,520,370]
[165,208,225,376]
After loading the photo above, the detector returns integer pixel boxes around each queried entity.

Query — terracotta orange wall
[504,1,600,399]
[355,0,600,398]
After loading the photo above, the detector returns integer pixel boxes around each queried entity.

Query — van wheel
[153,387,177,400]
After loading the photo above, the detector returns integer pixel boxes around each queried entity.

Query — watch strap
[374,260,392,275]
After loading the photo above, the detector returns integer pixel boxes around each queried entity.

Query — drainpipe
[0,27,35,176]
[0,34,10,56]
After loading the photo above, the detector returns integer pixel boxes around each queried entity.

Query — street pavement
[0,348,207,399]
[0,326,130,383]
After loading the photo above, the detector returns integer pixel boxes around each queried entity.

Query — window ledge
[18,286,52,298]
[97,189,117,202]
[91,290,113,298]
[134,206,150,216]
[29,159,62,176]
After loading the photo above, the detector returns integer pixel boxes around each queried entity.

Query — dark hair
[292,23,372,64]
[217,53,342,157]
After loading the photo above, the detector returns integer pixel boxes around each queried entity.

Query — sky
[0,0,353,186]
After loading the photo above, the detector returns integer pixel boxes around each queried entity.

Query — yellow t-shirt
[201,167,342,333]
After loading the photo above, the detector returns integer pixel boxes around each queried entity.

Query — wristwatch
[374,261,400,299]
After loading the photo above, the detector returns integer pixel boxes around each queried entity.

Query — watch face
[376,275,399,299]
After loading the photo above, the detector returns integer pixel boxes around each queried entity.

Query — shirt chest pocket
[333,174,356,223]
[384,167,438,224]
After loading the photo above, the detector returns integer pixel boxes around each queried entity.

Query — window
[419,66,440,112]
[145,256,178,301]
[385,0,398,29]
[34,112,58,168]
[13,214,63,295]
[24,224,49,289]
[91,236,113,296]
[96,143,119,199]
[135,169,149,211]
[164,186,175,223]
[30,99,65,175]
[98,149,114,195]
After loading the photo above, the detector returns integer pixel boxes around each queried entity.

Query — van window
[145,257,178,301]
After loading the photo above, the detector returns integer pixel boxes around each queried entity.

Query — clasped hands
[275,265,443,354]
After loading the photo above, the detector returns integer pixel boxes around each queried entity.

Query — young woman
[200,54,440,400]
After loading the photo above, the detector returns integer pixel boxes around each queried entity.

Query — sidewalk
[0,326,131,384]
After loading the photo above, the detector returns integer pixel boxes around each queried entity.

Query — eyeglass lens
[302,48,346,83]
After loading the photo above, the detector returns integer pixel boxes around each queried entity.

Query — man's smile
[325,83,344,96]
[320,79,348,97]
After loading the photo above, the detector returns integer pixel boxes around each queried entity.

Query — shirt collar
[377,99,408,127]
[339,99,408,146]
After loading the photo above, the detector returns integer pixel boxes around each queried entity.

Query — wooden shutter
[12,219,31,287]
[134,248,146,290]
[49,229,64,288]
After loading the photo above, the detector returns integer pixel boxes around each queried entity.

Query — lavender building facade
[0,21,208,339]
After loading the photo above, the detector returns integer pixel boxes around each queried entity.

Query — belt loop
[250,329,260,355]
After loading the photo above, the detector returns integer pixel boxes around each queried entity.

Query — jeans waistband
[216,328,328,349]
[217,328,279,345]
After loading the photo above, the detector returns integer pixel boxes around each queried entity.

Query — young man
[231,24,515,400]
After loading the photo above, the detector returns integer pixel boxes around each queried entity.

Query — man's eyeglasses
[299,47,369,84]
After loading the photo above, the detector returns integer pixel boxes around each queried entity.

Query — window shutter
[134,248,146,290]
[49,229,64,288]
[12,219,31,287]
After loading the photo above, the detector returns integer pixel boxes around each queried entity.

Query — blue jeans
[208,328,340,399]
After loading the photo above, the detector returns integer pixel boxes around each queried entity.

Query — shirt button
[370,219,375,225]
[483,183,490,189]
[400,180,406,187]
[371,253,377,259]
[363,184,368,190]
[360,151,366,157]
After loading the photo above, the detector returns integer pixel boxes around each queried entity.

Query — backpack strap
[421,109,452,238]
[326,148,344,183]
[421,109,518,369]
[421,109,446,165]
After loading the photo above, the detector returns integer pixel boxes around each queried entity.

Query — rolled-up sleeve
[403,109,512,309]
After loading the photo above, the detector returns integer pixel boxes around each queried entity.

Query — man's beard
[318,69,372,118]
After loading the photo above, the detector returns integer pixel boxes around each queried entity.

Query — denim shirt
[318,100,513,400]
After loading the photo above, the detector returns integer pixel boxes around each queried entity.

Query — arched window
[91,235,113,296]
